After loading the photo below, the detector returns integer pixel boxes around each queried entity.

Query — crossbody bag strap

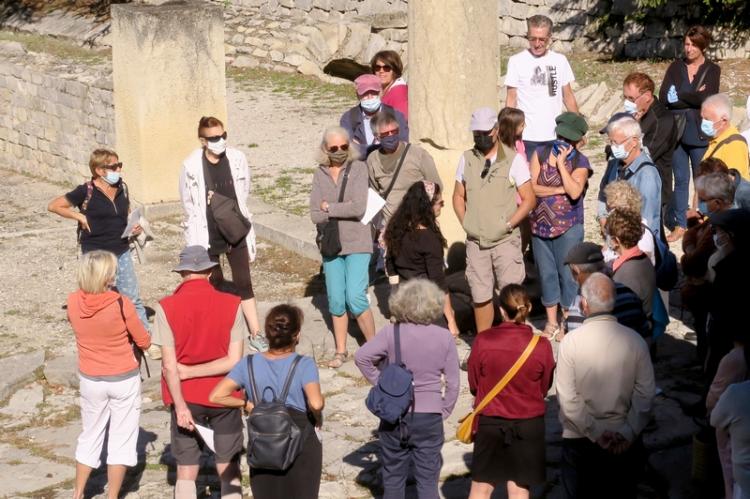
[472,335,540,415]
[708,134,747,159]
[337,162,353,203]
[246,355,261,403]
[693,64,708,93]
[279,354,304,403]
[382,143,411,202]
[117,296,150,378]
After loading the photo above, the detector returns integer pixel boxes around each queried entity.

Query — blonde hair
[499,284,532,324]
[604,180,642,215]
[389,279,444,325]
[88,148,118,177]
[77,250,117,294]
[316,126,360,165]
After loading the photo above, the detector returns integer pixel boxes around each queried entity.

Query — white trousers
[76,375,141,468]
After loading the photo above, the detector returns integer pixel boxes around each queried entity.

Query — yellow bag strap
[472,334,540,415]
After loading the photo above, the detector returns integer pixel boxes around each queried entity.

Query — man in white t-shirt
[505,15,579,162]
[452,107,536,333]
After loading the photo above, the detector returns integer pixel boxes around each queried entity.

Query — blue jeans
[379,412,443,499]
[532,224,583,309]
[322,253,371,317]
[668,141,706,229]
[116,251,150,333]
[523,140,554,163]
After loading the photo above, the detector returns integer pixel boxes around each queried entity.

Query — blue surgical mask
[102,171,120,185]
[360,97,381,113]
[611,143,629,160]
[623,100,638,115]
[552,139,577,161]
[701,118,717,138]
[379,134,400,152]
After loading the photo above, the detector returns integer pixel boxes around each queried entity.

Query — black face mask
[473,134,495,153]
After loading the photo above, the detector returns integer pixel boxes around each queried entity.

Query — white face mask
[206,138,227,155]
[623,99,638,115]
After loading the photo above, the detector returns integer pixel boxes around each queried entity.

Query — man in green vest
[453,107,536,333]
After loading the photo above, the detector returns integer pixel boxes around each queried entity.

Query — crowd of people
[46,12,750,499]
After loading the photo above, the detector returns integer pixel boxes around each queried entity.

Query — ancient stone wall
[0,46,114,186]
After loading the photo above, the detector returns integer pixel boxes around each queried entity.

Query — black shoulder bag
[316,162,352,258]
[202,160,252,246]
[117,296,151,378]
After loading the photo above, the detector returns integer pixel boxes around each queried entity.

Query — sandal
[327,351,349,369]
[541,323,564,342]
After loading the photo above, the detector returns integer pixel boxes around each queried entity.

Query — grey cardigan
[309,160,373,256]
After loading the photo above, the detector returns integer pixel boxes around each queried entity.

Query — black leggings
[210,243,255,300]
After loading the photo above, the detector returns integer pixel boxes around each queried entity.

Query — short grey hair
[702,93,732,120]
[607,116,642,143]
[388,278,445,325]
[370,109,399,135]
[696,172,736,204]
[581,273,615,315]
[527,15,553,33]
[316,125,361,165]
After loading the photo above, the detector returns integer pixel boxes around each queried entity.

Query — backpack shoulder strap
[81,181,94,213]
[246,355,261,403]
[394,323,402,366]
[382,143,411,202]
[708,134,748,158]
[279,354,303,403]
[621,160,654,180]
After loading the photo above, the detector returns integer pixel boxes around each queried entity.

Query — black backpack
[245,354,305,471]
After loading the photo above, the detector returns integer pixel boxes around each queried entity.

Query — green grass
[0,30,109,65]
[227,66,351,103]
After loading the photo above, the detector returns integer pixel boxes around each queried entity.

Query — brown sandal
[327,351,349,369]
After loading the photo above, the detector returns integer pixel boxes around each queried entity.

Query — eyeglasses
[623,92,646,103]
[327,144,349,153]
[481,159,492,179]
[607,135,635,146]
[378,128,399,139]
[103,162,123,170]
[527,36,549,43]
[374,64,393,73]
[201,132,227,143]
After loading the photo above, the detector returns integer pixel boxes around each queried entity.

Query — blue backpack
[365,324,414,425]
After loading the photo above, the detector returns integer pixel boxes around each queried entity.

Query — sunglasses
[327,144,349,153]
[201,132,227,143]
[378,128,399,139]
[374,64,393,73]
[103,162,123,171]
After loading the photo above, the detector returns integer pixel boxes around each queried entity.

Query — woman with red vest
[67,250,151,499]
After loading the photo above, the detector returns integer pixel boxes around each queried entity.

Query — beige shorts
[465,234,525,304]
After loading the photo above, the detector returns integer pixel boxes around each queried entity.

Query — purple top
[354,323,460,419]
[530,149,591,238]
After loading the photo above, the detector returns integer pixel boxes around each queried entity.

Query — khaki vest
[461,144,518,248]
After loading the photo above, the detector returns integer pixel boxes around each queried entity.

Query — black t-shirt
[203,152,243,256]
[386,228,447,291]
[65,181,129,255]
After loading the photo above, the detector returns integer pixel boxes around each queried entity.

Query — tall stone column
[111,1,227,206]
[408,0,499,245]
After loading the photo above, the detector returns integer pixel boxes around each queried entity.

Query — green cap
[555,112,589,142]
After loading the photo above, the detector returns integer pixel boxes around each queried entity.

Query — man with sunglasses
[178,116,267,352]
[452,108,535,334]
[49,149,156,355]
[340,73,408,157]
[621,73,678,241]
[505,15,578,163]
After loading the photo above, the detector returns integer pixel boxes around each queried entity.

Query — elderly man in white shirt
[556,273,656,499]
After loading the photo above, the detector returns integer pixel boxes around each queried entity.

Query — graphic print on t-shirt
[529,65,559,97]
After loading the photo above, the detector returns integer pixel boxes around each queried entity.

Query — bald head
[581,273,615,316]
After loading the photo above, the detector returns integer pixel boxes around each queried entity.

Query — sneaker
[146,344,162,360]
[248,333,269,353]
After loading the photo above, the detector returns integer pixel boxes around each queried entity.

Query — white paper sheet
[361,188,386,225]
[120,208,141,238]
[195,423,216,453]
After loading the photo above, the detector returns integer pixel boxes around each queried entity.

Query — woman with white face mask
[48,149,156,357]
[178,116,267,353]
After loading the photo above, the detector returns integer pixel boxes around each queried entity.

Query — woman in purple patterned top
[529,112,592,340]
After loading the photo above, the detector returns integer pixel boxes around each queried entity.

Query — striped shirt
[566,282,651,337]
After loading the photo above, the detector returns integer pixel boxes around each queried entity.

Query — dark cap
[172,245,218,273]
[564,242,605,265]
[709,208,750,244]
[599,112,633,134]
[555,112,589,142]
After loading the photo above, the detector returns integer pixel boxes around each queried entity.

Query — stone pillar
[111,1,227,206]
[408,0,499,246]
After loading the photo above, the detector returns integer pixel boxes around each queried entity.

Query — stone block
[297,59,324,76]
[500,16,528,37]
[297,25,332,61]
[498,0,512,16]
[295,0,313,11]
[225,43,237,55]
[0,351,44,402]
[331,0,347,11]
[342,22,371,59]
[313,0,331,9]
[0,40,26,56]
[231,33,244,44]
[252,48,269,58]
[363,33,387,63]
[379,27,407,43]
[270,50,284,62]
[319,22,348,55]
[245,36,265,47]
[372,10,407,29]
